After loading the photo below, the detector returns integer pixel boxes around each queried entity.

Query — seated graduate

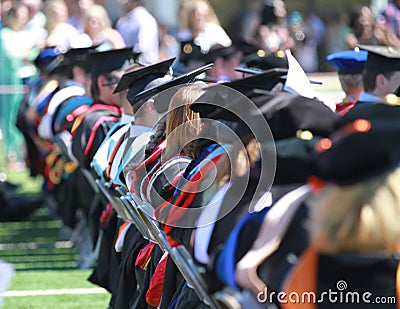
[88,58,175,301]
[67,48,136,250]
[128,64,213,199]
[23,46,97,226]
[90,58,175,183]
[100,62,211,309]
[119,66,212,309]
[143,84,206,207]
[357,45,400,105]
[70,47,136,170]
[18,46,61,179]
[281,102,400,309]
[106,57,178,190]
[88,59,176,300]
[326,49,367,115]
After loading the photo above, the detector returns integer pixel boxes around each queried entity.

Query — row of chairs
[88,167,220,308]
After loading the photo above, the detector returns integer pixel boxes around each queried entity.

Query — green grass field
[0,143,110,309]
[3,270,110,309]
[0,208,111,308]
[0,210,111,308]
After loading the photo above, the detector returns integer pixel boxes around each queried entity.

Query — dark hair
[90,72,119,99]
[363,70,396,93]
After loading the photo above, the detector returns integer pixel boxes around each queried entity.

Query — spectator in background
[255,0,294,54]
[116,0,159,64]
[177,0,231,53]
[44,0,82,49]
[376,0,400,47]
[22,0,47,50]
[64,0,93,33]
[158,20,180,61]
[289,11,325,72]
[23,0,46,30]
[0,2,39,170]
[345,6,379,49]
[83,4,126,50]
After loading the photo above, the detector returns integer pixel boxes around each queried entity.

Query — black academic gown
[71,100,122,246]
[71,101,122,170]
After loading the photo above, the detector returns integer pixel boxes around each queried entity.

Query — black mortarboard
[243,50,288,70]
[179,40,205,65]
[310,103,400,185]
[253,92,336,184]
[86,47,138,78]
[326,49,368,74]
[193,90,336,142]
[232,36,261,57]
[358,45,400,72]
[112,57,176,103]
[202,45,238,64]
[132,63,213,110]
[47,46,98,74]
[190,88,227,119]
[190,86,259,140]
[221,67,288,97]
[251,91,336,140]
[193,89,334,184]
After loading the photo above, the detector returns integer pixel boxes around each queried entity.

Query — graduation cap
[326,49,368,74]
[112,57,176,104]
[132,63,213,109]
[251,91,337,140]
[358,45,400,72]
[46,45,104,74]
[243,49,288,70]
[191,73,285,121]
[232,36,261,57]
[220,67,288,97]
[310,103,400,185]
[86,47,139,78]
[190,86,260,140]
[179,40,205,65]
[252,92,336,184]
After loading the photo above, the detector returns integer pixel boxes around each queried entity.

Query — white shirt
[116,6,159,64]
[193,23,232,53]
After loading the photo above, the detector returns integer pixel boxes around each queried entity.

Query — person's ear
[376,73,386,88]
[146,98,155,111]
[97,75,107,90]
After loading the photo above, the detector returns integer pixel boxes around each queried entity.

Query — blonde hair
[308,167,400,254]
[164,85,204,160]
[84,4,111,31]
[180,0,220,30]
[44,0,68,29]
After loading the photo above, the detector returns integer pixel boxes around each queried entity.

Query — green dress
[0,27,37,162]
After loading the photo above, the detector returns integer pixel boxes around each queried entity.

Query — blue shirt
[358,92,385,103]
